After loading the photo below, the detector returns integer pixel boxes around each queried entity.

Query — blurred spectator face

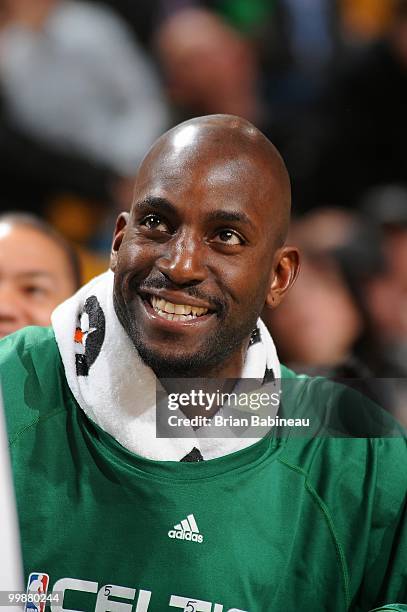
[0,221,77,338]
[156,8,258,120]
[262,256,362,366]
[365,228,407,341]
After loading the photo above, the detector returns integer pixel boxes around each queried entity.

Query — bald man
[0,116,406,611]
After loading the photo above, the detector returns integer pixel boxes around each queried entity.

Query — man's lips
[139,291,217,326]
[140,290,215,311]
[142,289,216,311]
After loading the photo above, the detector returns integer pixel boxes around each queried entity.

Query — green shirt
[1,326,406,612]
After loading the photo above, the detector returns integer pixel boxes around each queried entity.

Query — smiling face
[111,116,298,378]
[0,222,77,338]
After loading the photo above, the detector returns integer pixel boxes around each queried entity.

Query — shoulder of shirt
[280,363,405,437]
[277,367,407,546]
[0,326,69,444]
[278,363,407,498]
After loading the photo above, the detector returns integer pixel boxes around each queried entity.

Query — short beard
[113,292,259,379]
[135,327,246,378]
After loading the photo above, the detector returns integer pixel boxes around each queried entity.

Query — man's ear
[110,212,129,272]
[265,246,300,309]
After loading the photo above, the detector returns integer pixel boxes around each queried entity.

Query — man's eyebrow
[204,209,255,230]
[132,196,177,217]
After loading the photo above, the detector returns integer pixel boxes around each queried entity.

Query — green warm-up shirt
[1,327,406,612]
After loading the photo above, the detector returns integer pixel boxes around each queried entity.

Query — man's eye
[213,230,243,246]
[140,214,169,232]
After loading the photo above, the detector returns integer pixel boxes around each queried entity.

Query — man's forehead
[135,132,282,201]
[136,151,265,190]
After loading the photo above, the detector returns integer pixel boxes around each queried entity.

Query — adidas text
[168,529,203,543]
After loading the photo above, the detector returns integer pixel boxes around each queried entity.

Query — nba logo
[25,573,49,612]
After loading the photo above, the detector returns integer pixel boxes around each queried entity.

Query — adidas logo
[168,514,203,543]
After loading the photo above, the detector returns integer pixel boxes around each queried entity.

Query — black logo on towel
[74,296,105,376]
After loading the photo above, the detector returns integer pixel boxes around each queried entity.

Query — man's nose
[155,231,207,286]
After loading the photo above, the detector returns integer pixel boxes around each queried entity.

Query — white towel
[52,270,280,461]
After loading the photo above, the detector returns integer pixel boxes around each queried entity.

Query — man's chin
[135,343,211,378]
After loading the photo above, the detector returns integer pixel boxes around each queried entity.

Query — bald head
[134,115,291,246]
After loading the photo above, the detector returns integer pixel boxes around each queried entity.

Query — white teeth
[164,301,175,313]
[174,304,185,315]
[156,310,173,320]
[156,298,166,311]
[150,296,208,320]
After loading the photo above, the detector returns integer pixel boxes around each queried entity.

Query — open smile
[141,292,216,326]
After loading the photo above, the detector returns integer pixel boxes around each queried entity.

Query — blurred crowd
[0,0,406,400]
